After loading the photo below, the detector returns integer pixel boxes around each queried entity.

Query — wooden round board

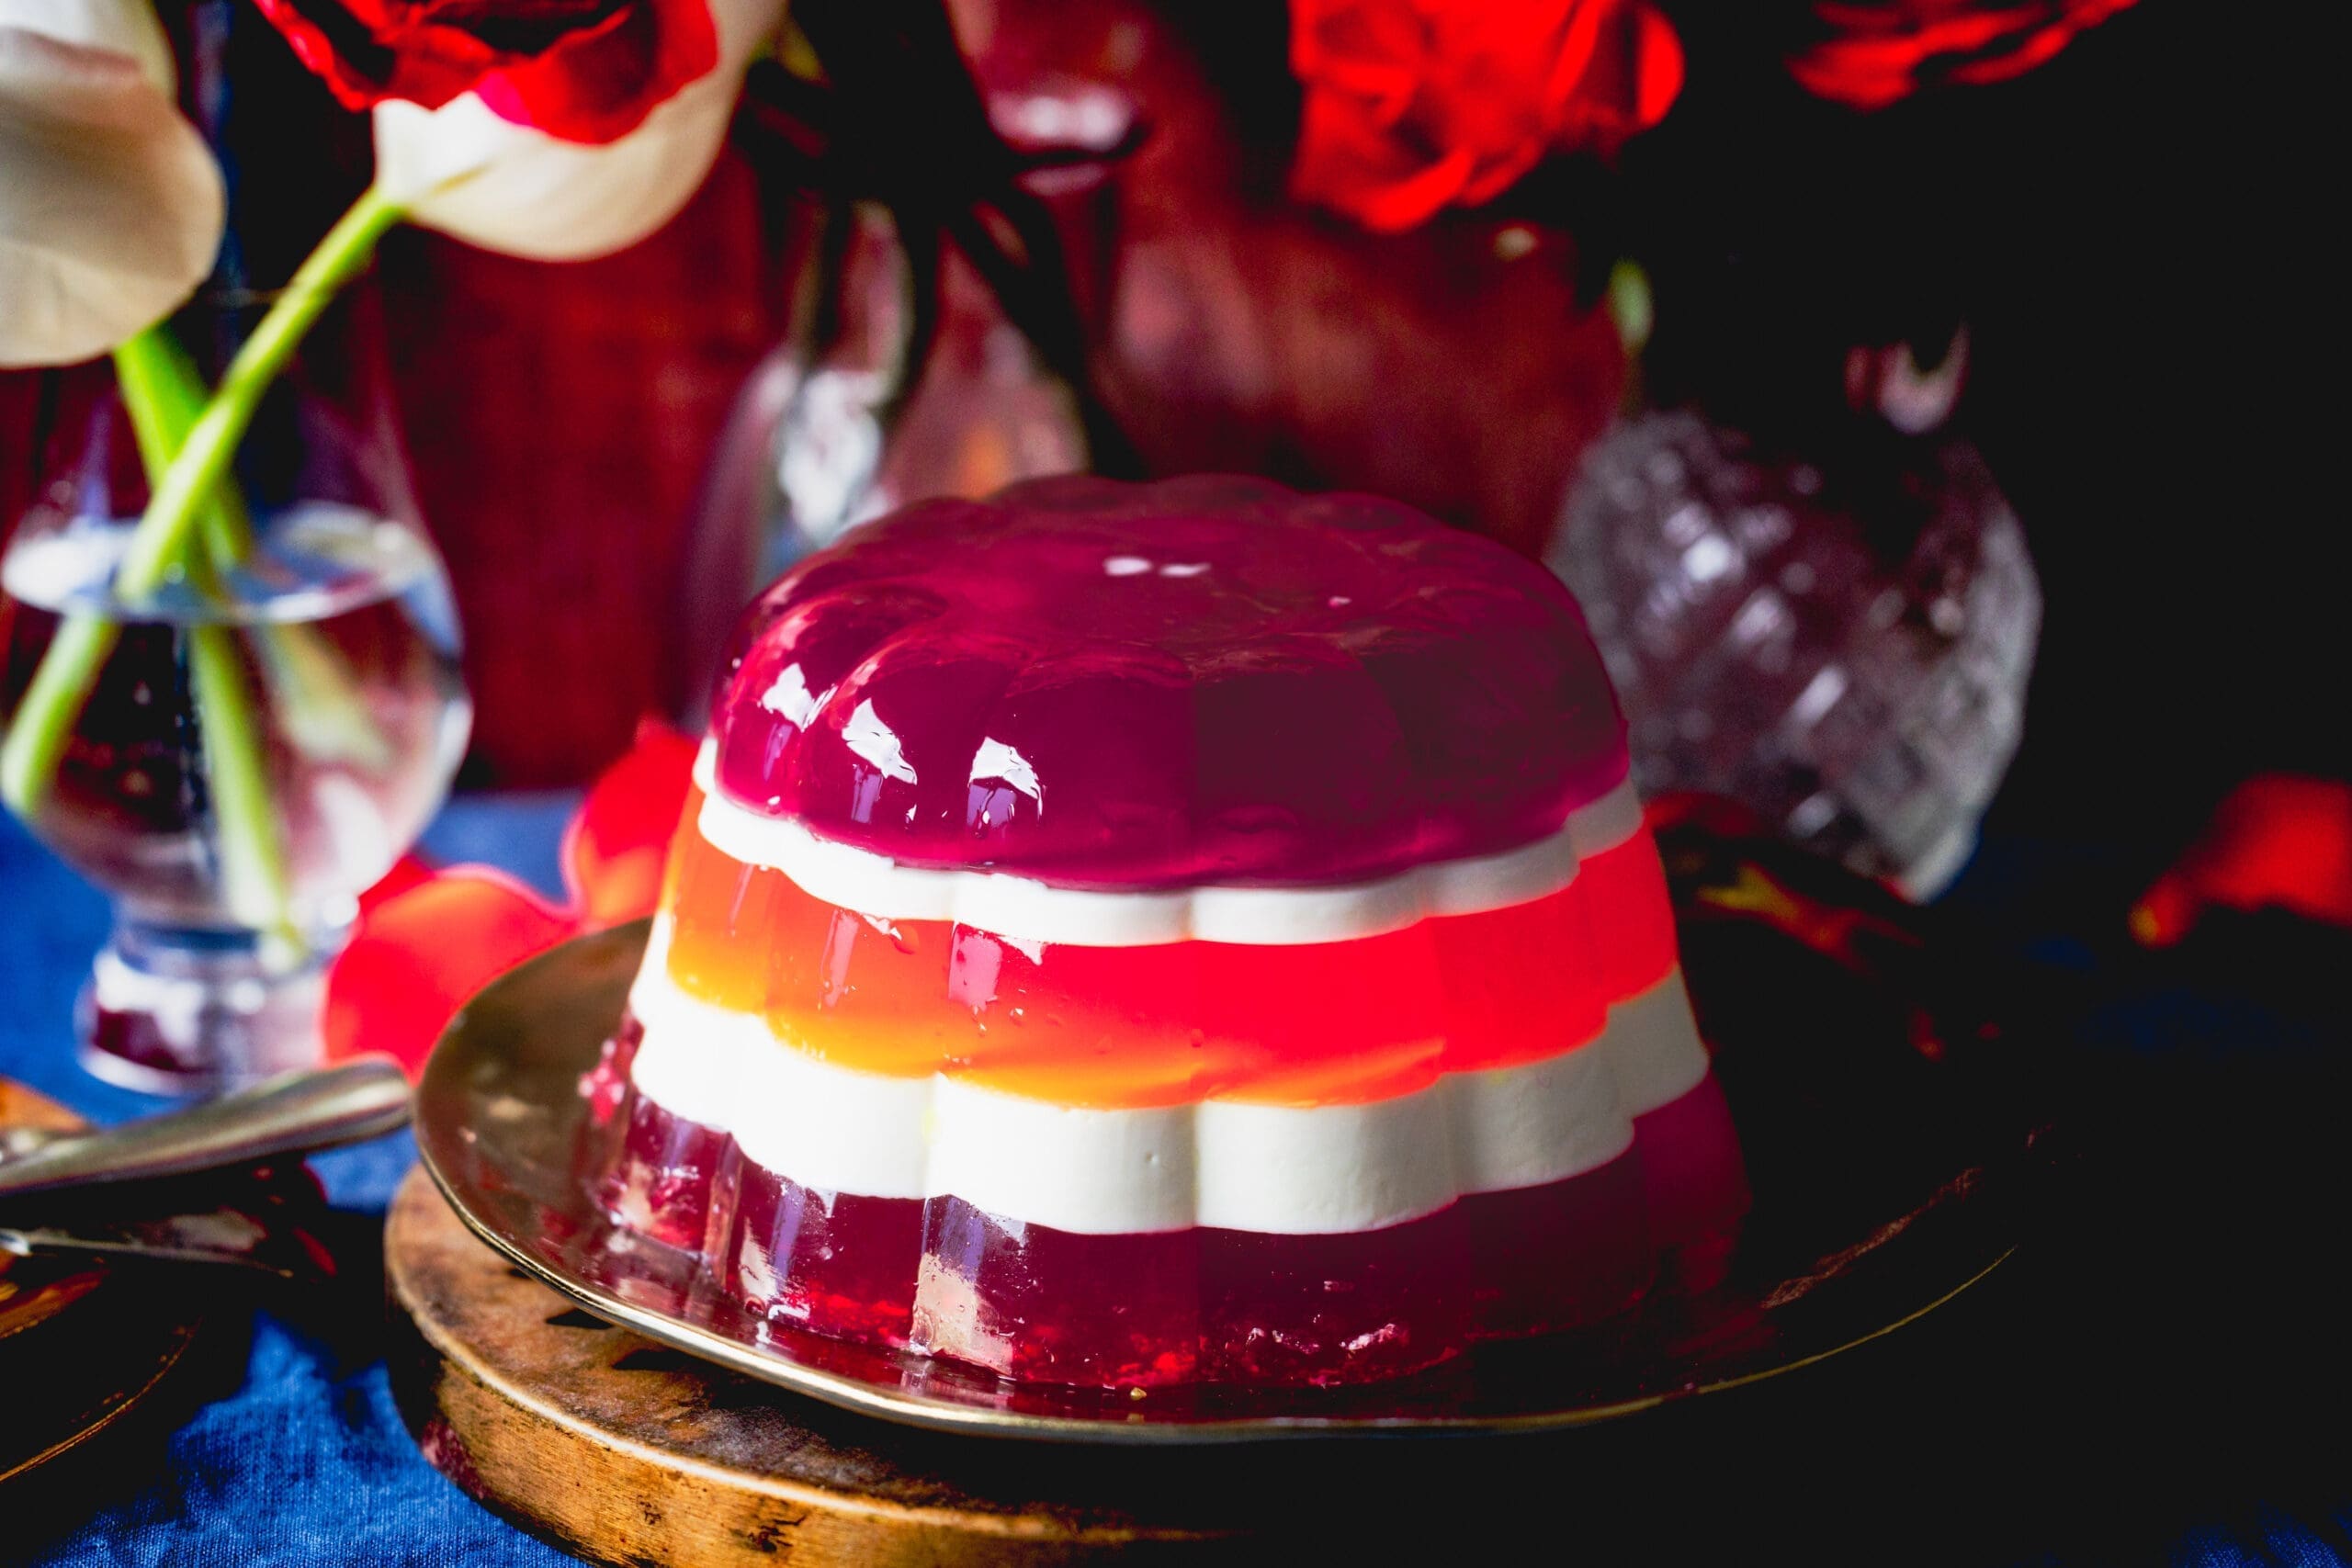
[388,1166,1238,1563]
[394,1163,1828,1564]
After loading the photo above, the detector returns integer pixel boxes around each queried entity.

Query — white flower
[0,0,224,367]
[371,0,786,263]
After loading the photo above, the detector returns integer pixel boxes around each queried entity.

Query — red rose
[1789,0,2138,111]
[1288,0,1684,233]
[252,0,718,143]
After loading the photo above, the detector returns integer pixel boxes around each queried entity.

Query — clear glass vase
[1550,409,2040,898]
[0,293,470,1091]
[668,200,1091,725]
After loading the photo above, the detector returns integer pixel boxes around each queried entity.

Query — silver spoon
[0,1224,293,1276]
[0,1056,412,1201]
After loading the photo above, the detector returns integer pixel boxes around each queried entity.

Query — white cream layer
[693,739,1644,948]
[625,935,1709,1236]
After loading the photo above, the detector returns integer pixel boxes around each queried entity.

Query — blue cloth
[3,801,576,1568]
[6,807,2351,1566]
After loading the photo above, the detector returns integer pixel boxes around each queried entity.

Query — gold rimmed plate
[413,820,2052,1443]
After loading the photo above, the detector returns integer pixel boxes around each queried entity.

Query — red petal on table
[564,717,698,928]
[323,869,581,1077]
[358,852,436,912]
[2132,775,2352,946]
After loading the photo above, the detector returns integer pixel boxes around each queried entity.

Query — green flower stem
[0,330,205,816]
[113,185,405,601]
[1,329,266,818]
[114,328,255,570]
[2,326,303,947]
[3,324,303,949]
[187,623,300,952]
[119,333,301,950]
[0,614,119,818]
[119,328,396,772]
[254,625,394,771]
[5,183,409,955]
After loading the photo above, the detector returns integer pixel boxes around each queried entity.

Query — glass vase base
[74,923,340,1096]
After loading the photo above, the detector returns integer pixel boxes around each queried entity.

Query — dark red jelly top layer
[707,475,1628,890]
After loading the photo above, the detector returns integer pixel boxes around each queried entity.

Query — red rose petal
[322,869,580,1077]
[474,0,720,144]
[563,717,699,927]
[2132,776,2352,947]
[253,0,721,143]
[254,0,530,112]
[1790,0,2139,111]
[1288,0,1679,231]
[358,852,437,913]
[1631,5,1685,129]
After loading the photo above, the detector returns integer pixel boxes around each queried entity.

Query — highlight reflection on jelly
[595,477,1748,1389]
[966,736,1041,835]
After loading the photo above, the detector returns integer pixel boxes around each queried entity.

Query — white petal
[373,0,786,263]
[0,0,174,90]
[0,25,225,367]
[371,80,733,263]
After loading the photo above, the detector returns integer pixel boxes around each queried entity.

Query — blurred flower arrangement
[1286,0,1685,231]
[1787,0,2139,111]
[4,0,786,697]
[0,0,786,1081]
[3,0,2158,1077]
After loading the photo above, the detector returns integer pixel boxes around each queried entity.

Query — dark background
[1632,0,2343,894]
[1622,13,2352,1552]
[9,0,2338,869]
[4,5,2347,1560]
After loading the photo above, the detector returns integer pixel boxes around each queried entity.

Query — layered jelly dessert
[595,475,1747,1387]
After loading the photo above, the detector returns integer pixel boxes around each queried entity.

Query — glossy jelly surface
[592,476,1747,1390]
[657,796,1679,1109]
[597,1051,1747,1389]
[707,475,1629,890]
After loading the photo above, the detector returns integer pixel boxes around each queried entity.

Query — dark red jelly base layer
[591,1059,1747,1389]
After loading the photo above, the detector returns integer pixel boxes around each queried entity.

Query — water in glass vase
[0,502,470,1090]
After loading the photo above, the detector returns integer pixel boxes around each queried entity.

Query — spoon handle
[0,1057,412,1200]
[0,1227,305,1276]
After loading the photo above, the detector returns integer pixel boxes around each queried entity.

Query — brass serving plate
[414,829,2050,1443]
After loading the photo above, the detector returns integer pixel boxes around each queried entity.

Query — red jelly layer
[595,1061,1749,1388]
[659,799,1680,1109]
[711,1141,926,1350]
[707,475,1629,890]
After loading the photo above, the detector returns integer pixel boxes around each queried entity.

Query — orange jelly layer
[660,790,1679,1110]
